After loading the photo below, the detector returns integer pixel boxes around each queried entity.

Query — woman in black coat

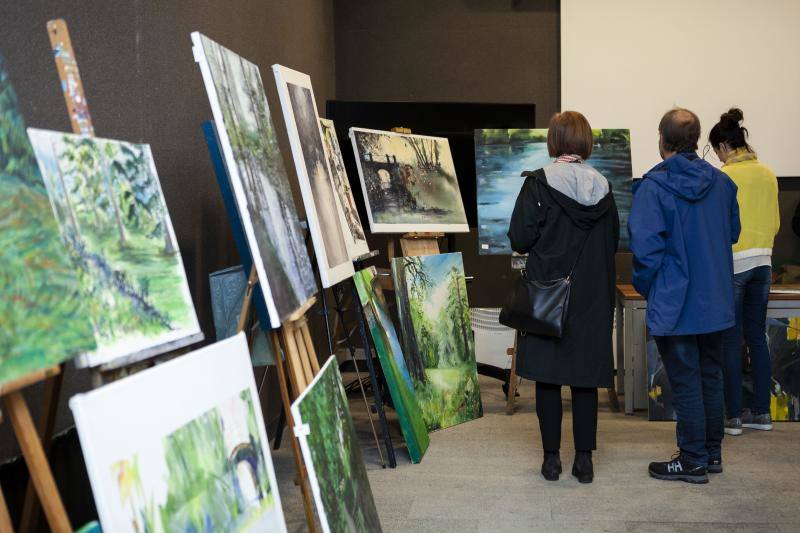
[507,111,619,483]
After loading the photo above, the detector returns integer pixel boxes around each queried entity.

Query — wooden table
[615,283,800,414]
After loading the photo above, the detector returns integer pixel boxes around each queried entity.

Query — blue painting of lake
[475,128,633,255]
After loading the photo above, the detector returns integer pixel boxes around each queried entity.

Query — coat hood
[637,153,715,202]
[524,168,614,231]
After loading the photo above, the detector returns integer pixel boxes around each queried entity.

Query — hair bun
[720,107,744,129]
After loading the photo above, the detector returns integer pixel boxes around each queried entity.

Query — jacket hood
[543,162,610,206]
[525,169,613,230]
[637,153,715,201]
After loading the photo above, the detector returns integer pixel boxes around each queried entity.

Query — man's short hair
[659,108,701,154]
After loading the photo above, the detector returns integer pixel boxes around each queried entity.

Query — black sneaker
[541,451,562,481]
[648,452,708,484]
[741,409,773,431]
[708,457,722,474]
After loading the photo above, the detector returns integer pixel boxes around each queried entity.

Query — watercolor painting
[748,318,799,421]
[0,57,96,385]
[392,253,482,431]
[354,267,429,463]
[320,118,370,260]
[349,128,469,233]
[192,32,317,327]
[475,128,633,254]
[292,356,382,533]
[71,334,286,532]
[647,333,676,421]
[28,129,201,369]
[273,65,354,288]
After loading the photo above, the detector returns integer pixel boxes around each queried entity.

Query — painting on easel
[192,33,317,326]
[71,334,286,532]
[292,356,382,533]
[27,129,201,369]
[349,127,469,234]
[0,56,96,386]
[392,253,483,431]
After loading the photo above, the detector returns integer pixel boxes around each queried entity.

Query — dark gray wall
[0,0,335,459]
[333,0,562,306]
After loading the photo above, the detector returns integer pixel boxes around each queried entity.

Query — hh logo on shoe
[667,461,683,473]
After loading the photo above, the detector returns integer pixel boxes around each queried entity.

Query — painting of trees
[392,253,482,431]
[28,129,200,367]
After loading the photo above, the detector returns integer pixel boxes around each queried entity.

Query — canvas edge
[271,63,354,289]
[191,31,283,327]
[348,127,380,234]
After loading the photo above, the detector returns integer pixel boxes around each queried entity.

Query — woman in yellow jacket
[709,108,780,436]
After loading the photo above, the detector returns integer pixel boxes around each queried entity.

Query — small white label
[191,45,202,64]
[481,244,489,249]
[294,423,311,437]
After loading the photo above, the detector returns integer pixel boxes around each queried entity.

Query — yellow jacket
[721,149,780,259]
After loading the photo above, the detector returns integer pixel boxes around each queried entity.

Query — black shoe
[541,451,562,481]
[648,452,708,484]
[708,457,722,474]
[572,451,594,483]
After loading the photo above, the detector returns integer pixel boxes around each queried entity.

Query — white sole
[742,424,773,431]
[724,428,742,436]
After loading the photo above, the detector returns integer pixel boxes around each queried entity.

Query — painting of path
[192,32,316,326]
[28,129,201,368]
[475,128,632,254]
[350,128,469,233]
[0,56,95,385]
[392,253,482,431]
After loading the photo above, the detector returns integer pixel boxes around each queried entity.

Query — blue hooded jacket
[628,153,741,336]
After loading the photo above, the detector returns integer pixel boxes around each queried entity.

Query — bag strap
[566,227,592,281]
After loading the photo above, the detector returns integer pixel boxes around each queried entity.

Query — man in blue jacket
[629,108,740,484]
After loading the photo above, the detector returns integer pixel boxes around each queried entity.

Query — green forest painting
[354,267,429,463]
[0,56,95,386]
[28,129,199,367]
[392,253,482,431]
[112,389,282,531]
[293,357,382,533]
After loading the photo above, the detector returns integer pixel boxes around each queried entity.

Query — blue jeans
[653,332,725,466]
[722,266,772,417]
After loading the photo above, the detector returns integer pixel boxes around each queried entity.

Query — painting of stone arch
[349,127,469,233]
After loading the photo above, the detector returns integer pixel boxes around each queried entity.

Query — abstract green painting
[292,356,382,533]
[354,267,429,463]
[392,253,483,431]
[0,56,95,386]
[27,129,201,369]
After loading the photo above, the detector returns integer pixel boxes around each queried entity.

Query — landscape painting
[71,334,286,532]
[647,333,675,421]
[273,65,354,288]
[392,253,482,431]
[320,118,370,260]
[292,356,382,533]
[354,267,429,463]
[27,129,200,369]
[350,127,469,233]
[0,57,95,385]
[752,318,799,421]
[192,32,317,327]
[475,128,633,254]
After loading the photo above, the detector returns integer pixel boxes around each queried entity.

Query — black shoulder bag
[499,184,591,338]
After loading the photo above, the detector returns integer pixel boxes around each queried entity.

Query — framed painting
[272,65,354,287]
[319,117,370,260]
[27,129,202,369]
[392,253,483,431]
[758,318,798,421]
[475,128,633,254]
[0,56,96,385]
[646,332,676,421]
[71,334,286,532]
[291,356,382,533]
[192,32,317,327]
[353,267,429,463]
[349,127,469,234]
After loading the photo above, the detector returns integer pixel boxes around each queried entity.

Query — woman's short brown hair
[547,111,593,160]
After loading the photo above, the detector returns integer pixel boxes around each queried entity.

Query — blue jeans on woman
[722,265,772,417]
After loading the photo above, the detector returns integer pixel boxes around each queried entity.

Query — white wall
[561,0,800,178]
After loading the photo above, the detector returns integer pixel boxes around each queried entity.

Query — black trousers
[536,381,598,452]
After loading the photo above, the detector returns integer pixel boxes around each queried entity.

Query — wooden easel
[236,267,319,533]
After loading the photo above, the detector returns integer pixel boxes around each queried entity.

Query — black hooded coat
[507,167,619,388]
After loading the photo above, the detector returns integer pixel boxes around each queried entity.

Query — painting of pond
[475,128,632,255]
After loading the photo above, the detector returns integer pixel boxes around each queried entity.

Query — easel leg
[0,480,13,533]
[20,365,65,533]
[4,392,71,533]
[506,333,519,415]
[350,280,397,468]
[332,283,386,467]
[270,332,317,533]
